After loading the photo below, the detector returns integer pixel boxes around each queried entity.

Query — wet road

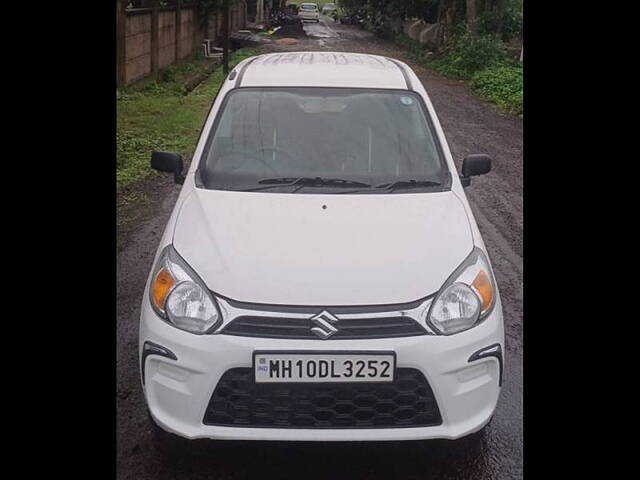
[117,16,523,480]
[302,16,340,38]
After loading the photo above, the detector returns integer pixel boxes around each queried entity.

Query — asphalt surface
[117,16,523,479]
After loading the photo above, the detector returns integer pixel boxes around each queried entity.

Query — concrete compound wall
[122,3,247,85]
[125,12,151,84]
[206,6,247,45]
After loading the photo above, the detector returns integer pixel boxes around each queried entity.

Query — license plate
[253,351,396,383]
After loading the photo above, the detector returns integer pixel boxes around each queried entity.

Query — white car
[298,3,320,22]
[141,52,504,445]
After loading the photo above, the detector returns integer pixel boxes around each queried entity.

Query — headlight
[149,245,221,334]
[427,248,496,335]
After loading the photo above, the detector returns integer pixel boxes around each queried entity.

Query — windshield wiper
[242,177,372,192]
[376,179,442,192]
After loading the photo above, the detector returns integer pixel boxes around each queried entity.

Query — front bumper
[139,295,504,441]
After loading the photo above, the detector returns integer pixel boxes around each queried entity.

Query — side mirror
[460,154,492,187]
[151,151,184,184]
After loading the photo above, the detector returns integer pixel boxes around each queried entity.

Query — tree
[436,0,454,47]
[332,0,521,46]
[466,0,477,33]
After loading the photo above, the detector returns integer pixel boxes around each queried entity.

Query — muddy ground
[117,16,523,480]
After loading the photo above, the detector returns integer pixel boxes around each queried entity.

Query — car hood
[173,189,473,306]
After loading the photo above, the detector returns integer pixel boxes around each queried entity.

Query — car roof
[237,52,410,89]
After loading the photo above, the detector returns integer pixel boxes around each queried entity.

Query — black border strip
[468,343,503,387]
[141,341,178,385]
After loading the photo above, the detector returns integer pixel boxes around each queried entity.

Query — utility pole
[223,0,229,74]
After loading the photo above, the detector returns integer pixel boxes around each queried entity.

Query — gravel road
[117,16,523,479]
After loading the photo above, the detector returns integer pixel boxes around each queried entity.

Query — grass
[116,48,256,250]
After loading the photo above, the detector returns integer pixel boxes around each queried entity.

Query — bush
[477,9,523,42]
[471,65,523,115]
[430,33,511,79]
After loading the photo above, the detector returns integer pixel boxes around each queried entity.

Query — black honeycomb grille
[203,368,442,428]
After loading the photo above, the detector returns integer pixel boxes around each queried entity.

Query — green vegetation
[335,0,523,116]
[429,33,510,79]
[477,6,523,42]
[428,34,522,115]
[117,49,256,249]
[391,31,522,115]
[470,65,522,115]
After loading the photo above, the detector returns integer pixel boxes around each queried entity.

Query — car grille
[220,315,427,339]
[202,368,442,429]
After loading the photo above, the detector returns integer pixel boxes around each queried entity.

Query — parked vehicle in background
[339,11,365,28]
[270,8,297,26]
[321,3,337,15]
[298,3,320,22]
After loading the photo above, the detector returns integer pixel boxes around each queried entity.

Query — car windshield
[300,4,318,10]
[198,88,449,193]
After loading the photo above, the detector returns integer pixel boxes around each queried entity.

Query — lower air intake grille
[203,368,442,429]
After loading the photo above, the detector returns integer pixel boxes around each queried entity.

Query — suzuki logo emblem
[310,310,339,339]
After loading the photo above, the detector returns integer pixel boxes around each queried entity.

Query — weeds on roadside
[429,33,511,79]
[471,65,522,115]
